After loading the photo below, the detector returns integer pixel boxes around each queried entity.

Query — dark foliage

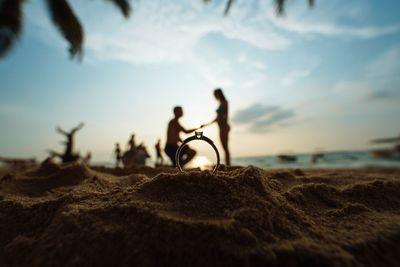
[46,0,84,59]
[0,0,24,57]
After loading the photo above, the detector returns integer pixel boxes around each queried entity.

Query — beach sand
[0,162,399,266]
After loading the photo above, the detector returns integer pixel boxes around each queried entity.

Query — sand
[0,162,399,266]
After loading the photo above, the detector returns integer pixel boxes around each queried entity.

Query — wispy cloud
[26,0,291,65]
[78,0,290,64]
[233,104,279,124]
[25,0,399,66]
[271,17,400,39]
[233,103,295,133]
[249,109,295,133]
[267,1,400,39]
[366,46,400,79]
[281,69,313,86]
[330,46,400,103]
[360,91,400,102]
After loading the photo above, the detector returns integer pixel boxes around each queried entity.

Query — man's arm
[179,122,197,134]
[200,118,217,128]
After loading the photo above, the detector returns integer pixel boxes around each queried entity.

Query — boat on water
[369,134,400,160]
[369,149,400,160]
[277,154,297,163]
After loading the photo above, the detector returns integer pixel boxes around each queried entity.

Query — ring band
[175,131,220,174]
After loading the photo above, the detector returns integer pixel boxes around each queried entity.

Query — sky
[1,0,400,163]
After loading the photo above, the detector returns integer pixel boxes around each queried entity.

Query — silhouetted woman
[202,88,231,166]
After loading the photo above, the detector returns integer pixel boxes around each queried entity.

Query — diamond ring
[175,131,220,174]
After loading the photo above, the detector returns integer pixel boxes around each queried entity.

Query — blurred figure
[122,137,150,167]
[201,88,231,166]
[137,142,151,165]
[165,106,197,167]
[49,122,84,163]
[83,151,92,165]
[311,153,324,164]
[114,143,122,167]
[155,139,164,166]
[127,134,136,151]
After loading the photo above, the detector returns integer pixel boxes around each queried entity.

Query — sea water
[94,150,400,169]
[232,150,400,169]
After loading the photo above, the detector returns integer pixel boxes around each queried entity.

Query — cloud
[233,104,279,124]
[281,69,313,86]
[26,0,291,65]
[249,109,295,133]
[25,0,399,66]
[330,46,400,104]
[271,17,400,39]
[192,56,233,87]
[233,103,295,133]
[360,90,400,102]
[252,61,267,70]
[366,46,400,79]
[77,0,290,64]
[267,1,400,39]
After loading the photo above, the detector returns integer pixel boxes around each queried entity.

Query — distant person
[127,134,136,151]
[122,137,150,167]
[49,122,84,163]
[83,151,92,164]
[165,106,197,167]
[155,139,164,166]
[114,143,122,167]
[136,142,150,165]
[201,88,231,165]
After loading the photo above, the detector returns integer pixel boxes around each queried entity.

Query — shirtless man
[165,106,197,167]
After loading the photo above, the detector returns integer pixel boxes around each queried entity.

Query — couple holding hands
[165,88,231,168]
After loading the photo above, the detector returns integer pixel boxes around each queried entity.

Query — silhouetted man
[165,106,197,167]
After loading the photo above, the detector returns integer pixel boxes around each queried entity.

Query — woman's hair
[214,88,226,101]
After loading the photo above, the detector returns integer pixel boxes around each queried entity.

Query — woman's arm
[200,117,217,128]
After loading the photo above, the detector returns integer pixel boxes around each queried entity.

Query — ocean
[91,150,400,169]
[232,150,400,169]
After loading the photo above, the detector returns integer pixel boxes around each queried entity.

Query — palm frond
[46,0,83,59]
[224,0,235,16]
[275,0,314,15]
[0,0,24,58]
[275,0,285,15]
[105,0,131,18]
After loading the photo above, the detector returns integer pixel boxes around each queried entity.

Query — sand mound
[0,162,93,196]
[285,179,400,212]
[342,180,400,210]
[0,165,399,266]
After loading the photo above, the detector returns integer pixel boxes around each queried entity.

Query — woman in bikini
[201,88,231,166]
